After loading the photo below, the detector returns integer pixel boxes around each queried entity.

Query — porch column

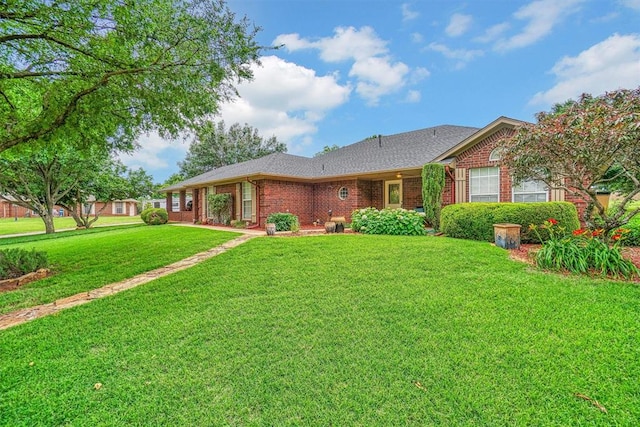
[165,192,172,211]
[192,188,200,223]
[179,191,186,212]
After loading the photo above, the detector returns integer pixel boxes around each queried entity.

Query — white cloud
[427,42,484,68]
[405,90,421,103]
[120,133,185,170]
[494,0,584,52]
[218,55,351,154]
[474,22,510,43]
[402,3,419,21]
[530,33,640,105]
[411,32,424,43]
[621,0,640,10]
[446,13,473,37]
[274,27,415,104]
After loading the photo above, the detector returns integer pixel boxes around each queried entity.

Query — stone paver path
[0,234,256,331]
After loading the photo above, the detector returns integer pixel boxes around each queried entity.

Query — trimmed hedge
[141,208,169,225]
[440,202,580,243]
[267,212,299,232]
[351,207,426,236]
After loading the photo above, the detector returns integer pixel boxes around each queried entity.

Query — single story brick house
[163,116,587,227]
[0,197,138,219]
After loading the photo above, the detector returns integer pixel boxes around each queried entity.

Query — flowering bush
[351,207,426,236]
[531,219,638,279]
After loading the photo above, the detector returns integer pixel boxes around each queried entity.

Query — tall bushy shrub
[421,163,445,231]
[0,248,48,280]
[440,202,580,242]
[207,193,232,224]
[267,212,299,231]
[351,207,426,236]
[141,208,168,225]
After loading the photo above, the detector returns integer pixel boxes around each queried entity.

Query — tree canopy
[0,142,155,232]
[499,87,640,233]
[178,120,286,178]
[314,144,340,157]
[0,0,261,153]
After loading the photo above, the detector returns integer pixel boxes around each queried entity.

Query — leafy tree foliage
[314,144,340,157]
[0,143,154,233]
[499,87,640,234]
[421,163,445,231]
[0,0,261,153]
[178,121,286,178]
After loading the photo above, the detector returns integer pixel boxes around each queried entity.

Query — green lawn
[1,234,638,425]
[0,225,239,314]
[0,216,143,236]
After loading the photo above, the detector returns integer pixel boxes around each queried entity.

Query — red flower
[592,229,604,237]
[612,234,622,241]
[573,229,585,236]
[548,218,558,225]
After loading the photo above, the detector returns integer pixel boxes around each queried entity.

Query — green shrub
[532,220,638,279]
[267,212,299,231]
[351,207,426,236]
[207,193,232,224]
[140,208,154,224]
[0,248,49,280]
[142,208,168,225]
[440,202,580,243]
[421,163,445,231]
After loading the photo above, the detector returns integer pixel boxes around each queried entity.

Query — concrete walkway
[0,233,257,330]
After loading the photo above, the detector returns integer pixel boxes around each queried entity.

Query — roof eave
[433,116,527,162]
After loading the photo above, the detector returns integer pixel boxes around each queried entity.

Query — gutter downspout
[445,165,455,204]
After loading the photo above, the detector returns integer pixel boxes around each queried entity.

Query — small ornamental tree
[499,87,640,238]
[421,163,445,231]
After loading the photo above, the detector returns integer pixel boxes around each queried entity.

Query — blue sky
[120,0,640,183]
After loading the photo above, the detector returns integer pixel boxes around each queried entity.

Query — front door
[385,180,403,209]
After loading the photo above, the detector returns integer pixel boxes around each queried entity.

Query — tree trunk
[42,213,55,234]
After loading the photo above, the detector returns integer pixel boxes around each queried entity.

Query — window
[338,187,348,200]
[513,179,548,202]
[489,148,503,161]
[242,181,252,221]
[115,202,124,214]
[153,202,160,208]
[470,167,499,202]
[83,204,92,215]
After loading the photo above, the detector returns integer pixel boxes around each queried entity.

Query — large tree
[499,87,640,235]
[0,143,148,232]
[178,120,286,178]
[0,0,261,153]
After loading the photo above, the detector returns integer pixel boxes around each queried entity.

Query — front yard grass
[0,216,143,236]
[1,234,638,425]
[0,225,239,314]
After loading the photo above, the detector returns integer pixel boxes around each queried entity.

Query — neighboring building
[0,197,139,219]
[162,117,588,227]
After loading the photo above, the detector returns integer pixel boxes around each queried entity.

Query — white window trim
[489,148,503,161]
[242,182,252,221]
[469,167,500,202]
[512,179,549,203]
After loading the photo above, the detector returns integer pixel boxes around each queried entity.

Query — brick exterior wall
[455,127,514,202]
[402,177,423,210]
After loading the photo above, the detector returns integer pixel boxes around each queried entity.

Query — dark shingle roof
[164,124,479,191]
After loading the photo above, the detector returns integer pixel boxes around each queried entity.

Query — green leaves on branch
[498,87,640,233]
[0,0,262,153]
[421,163,445,231]
[179,121,287,178]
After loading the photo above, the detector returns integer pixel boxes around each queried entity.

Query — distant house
[0,196,139,219]
[162,117,587,227]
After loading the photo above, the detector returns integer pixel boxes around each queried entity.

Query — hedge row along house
[162,117,588,228]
